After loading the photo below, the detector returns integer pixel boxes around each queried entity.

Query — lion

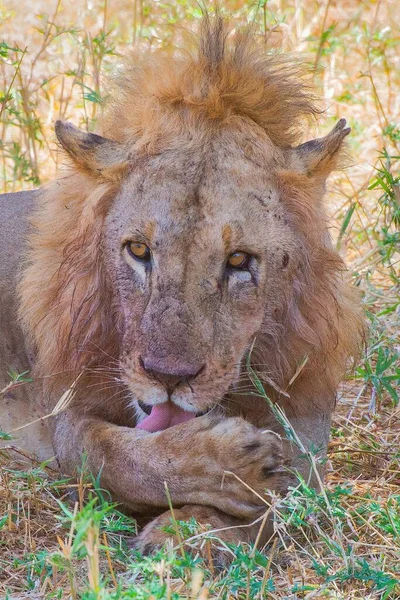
[0,14,364,557]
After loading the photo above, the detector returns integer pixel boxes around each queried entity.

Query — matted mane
[101,14,319,152]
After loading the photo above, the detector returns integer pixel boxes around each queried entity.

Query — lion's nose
[140,357,205,392]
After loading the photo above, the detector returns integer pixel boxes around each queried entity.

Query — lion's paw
[130,513,174,556]
[209,417,286,501]
[130,505,250,568]
[218,417,283,471]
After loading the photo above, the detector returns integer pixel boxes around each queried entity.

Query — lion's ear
[55,120,128,176]
[290,118,351,178]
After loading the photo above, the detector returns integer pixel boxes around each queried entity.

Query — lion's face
[103,130,299,417]
[19,14,360,431]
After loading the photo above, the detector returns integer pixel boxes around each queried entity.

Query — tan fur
[99,15,319,153]
[12,14,364,555]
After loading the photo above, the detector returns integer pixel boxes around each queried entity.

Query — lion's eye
[126,242,151,262]
[227,251,251,270]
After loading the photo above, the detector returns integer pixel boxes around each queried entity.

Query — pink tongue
[137,402,196,432]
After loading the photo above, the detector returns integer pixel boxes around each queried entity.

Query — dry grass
[1,398,398,598]
[1,0,399,598]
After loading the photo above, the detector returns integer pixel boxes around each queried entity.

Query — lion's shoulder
[0,190,38,283]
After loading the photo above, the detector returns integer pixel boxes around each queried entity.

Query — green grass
[1,435,399,598]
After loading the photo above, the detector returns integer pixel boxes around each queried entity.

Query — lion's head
[19,15,363,430]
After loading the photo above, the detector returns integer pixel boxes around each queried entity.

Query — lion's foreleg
[51,411,285,517]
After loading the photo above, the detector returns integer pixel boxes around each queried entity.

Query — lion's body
[0,15,364,554]
[0,190,53,459]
